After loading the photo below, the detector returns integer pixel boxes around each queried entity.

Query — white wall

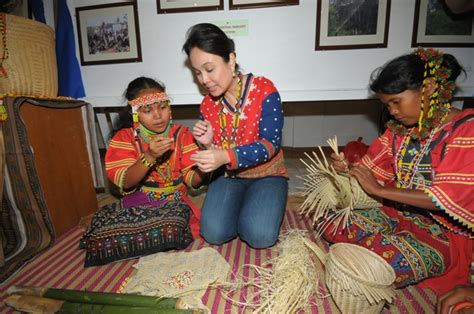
[62,0,474,147]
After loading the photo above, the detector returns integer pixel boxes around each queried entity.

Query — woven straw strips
[298,136,381,234]
[0,14,57,97]
[302,239,396,314]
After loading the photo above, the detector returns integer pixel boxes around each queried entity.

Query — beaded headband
[128,92,170,113]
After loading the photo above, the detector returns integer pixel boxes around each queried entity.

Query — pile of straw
[220,230,327,313]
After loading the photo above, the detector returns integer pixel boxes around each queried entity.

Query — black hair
[182,23,236,65]
[369,52,464,95]
[371,51,464,134]
[113,76,165,135]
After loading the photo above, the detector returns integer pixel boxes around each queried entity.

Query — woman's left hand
[190,149,230,172]
[350,164,383,196]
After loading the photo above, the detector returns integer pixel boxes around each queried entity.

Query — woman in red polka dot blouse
[182,23,289,249]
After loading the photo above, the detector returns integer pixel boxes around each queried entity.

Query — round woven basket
[0,14,57,97]
[325,243,396,314]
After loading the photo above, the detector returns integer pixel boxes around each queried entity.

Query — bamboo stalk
[5,295,194,314]
[7,285,182,309]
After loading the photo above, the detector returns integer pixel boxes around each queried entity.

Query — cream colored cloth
[123,247,230,312]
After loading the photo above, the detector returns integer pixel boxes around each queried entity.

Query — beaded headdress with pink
[386,47,455,141]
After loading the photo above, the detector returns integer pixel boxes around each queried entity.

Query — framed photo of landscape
[315,0,391,50]
[157,0,223,13]
[412,0,474,47]
[76,2,142,66]
[229,0,299,10]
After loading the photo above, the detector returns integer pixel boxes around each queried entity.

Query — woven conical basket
[0,14,57,97]
[305,240,396,314]
[298,148,382,232]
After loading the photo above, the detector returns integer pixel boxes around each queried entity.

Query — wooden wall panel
[20,103,98,236]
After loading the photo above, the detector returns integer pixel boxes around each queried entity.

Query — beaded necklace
[137,122,174,187]
[218,74,243,149]
[395,128,437,189]
[388,48,454,189]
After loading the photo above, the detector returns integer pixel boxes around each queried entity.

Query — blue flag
[55,0,86,98]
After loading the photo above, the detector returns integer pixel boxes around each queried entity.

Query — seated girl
[328,48,473,296]
[80,77,207,266]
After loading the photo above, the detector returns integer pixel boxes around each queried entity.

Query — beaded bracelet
[140,153,156,168]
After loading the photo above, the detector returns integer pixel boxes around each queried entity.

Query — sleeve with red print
[104,128,139,192]
[360,128,397,185]
[174,126,200,185]
[227,78,283,170]
[426,116,474,234]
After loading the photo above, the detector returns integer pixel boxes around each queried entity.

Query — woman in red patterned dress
[328,48,473,296]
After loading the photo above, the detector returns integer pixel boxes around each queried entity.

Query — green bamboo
[9,286,179,309]
[58,302,193,314]
[44,288,178,308]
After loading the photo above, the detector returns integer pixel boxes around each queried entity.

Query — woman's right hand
[193,120,213,149]
[330,152,349,173]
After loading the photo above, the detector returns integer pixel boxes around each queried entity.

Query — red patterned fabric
[200,74,288,178]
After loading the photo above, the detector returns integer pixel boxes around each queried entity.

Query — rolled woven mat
[0,13,58,97]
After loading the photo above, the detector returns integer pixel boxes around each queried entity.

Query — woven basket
[307,241,396,314]
[0,14,57,97]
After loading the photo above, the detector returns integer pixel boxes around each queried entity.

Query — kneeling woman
[80,77,207,266]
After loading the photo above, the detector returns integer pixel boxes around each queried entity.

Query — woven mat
[0,208,436,313]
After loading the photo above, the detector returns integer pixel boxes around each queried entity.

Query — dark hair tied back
[182,23,235,63]
[370,51,464,95]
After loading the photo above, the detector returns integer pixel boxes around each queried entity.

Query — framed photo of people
[229,0,299,10]
[157,0,223,14]
[75,2,142,66]
[412,0,474,47]
[315,0,391,50]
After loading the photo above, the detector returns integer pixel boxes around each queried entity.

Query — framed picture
[75,2,142,66]
[229,0,299,10]
[412,0,474,47]
[315,0,391,50]
[157,0,223,14]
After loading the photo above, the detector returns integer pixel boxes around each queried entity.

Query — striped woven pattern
[0,208,437,313]
[0,14,58,97]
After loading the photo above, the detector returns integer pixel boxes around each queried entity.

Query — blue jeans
[200,175,288,249]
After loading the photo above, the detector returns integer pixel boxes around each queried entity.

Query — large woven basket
[307,241,396,314]
[0,14,57,97]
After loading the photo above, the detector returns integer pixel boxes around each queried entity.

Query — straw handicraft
[298,136,382,234]
[218,230,327,313]
[302,239,396,314]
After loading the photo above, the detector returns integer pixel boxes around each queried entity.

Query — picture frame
[412,0,474,47]
[75,2,142,66]
[157,0,223,14]
[229,0,299,10]
[315,0,391,50]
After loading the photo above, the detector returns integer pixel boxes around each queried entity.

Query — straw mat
[0,204,437,313]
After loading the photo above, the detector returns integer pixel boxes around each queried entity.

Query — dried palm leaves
[298,136,382,234]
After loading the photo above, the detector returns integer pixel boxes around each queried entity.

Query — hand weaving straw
[298,136,382,235]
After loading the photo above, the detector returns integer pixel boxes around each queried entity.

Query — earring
[232,68,236,78]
